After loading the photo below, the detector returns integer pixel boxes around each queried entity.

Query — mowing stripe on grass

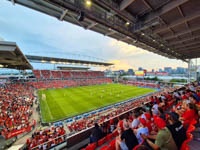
[39,84,156,122]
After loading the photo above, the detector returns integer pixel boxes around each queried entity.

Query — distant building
[138,67,143,71]
[119,70,125,74]
[164,67,172,73]
[128,69,134,75]
[152,69,154,72]
[176,67,186,74]
[159,68,162,72]
[146,72,168,76]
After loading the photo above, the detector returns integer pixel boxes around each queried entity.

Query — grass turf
[38,83,156,123]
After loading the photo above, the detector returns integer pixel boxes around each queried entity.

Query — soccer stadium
[1,0,200,150]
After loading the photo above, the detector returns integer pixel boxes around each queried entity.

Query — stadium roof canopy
[26,55,113,66]
[0,41,32,70]
[8,0,200,62]
[57,66,90,71]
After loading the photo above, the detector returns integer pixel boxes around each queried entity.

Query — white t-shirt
[152,104,159,115]
[137,127,149,144]
[131,119,140,128]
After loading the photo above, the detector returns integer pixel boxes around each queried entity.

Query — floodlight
[125,22,130,26]
[85,0,92,6]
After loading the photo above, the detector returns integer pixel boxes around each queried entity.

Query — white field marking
[43,95,53,121]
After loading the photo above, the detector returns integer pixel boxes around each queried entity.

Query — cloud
[109,40,148,56]
[0,0,188,72]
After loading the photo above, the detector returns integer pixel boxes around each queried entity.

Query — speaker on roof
[77,11,85,22]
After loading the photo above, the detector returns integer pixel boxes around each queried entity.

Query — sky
[0,0,189,71]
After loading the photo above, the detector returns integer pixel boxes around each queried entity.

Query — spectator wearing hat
[141,116,178,150]
[167,112,187,149]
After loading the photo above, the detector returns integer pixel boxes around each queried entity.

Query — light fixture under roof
[85,0,92,6]
[51,61,56,64]
[41,60,46,63]
[141,33,145,36]
[125,22,130,26]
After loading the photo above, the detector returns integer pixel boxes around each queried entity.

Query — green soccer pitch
[38,83,157,123]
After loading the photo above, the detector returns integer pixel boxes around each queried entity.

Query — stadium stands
[1,70,200,150]
[28,78,112,89]
[32,70,41,79]
[26,125,66,150]
[0,83,36,139]
[32,70,105,80]
[120,80,160,89]
[78,82,200,150]
[2,80,199,150]
[51,71,62,79]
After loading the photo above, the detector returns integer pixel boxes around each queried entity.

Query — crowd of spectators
[83,82,200,150]
[33,70,104,80]
[26,126,66,150]
[120,80,160,89]
[67,92,164,133]
[0,83,35,138]
[3,79,199,150]
[28,78,112,89]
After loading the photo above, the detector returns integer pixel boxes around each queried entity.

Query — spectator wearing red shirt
[180,103,197,127]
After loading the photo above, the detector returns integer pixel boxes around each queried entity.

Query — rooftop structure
[0,41,32,70]
[8,0,200,61]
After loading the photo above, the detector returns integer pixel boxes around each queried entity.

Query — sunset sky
[0,1,190,71]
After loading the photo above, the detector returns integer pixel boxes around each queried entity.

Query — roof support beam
[176,45,200,52]
[105,30,116,36]
[86,22,98,29]
[142,0,153,10]
[141,0,189,24]
[154,10,200,34]
[59,9,68,21]
[180,49,200,55]
[119,36,129,41]
[133,0,189,32]
[169,35,200,46]
[86,12,115,30]
[120,0,135,11]
[173,40,200,49]
[187,53,200,59]
[163,26,200,40]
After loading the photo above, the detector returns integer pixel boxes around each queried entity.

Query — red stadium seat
[86,143,96,150]
[100,145,108,150]
[109,139,116,150]
[112,130,118,137]
[98,137,106,146]
[106,133,113,141]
